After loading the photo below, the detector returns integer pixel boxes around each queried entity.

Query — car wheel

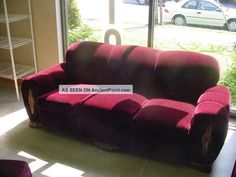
[227,19,236,32]
[173,15,186,26]
[137,0,148,5]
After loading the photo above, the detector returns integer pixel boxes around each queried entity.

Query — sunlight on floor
[225,129,234,143]
[42,163,85,177]
[18,151,48,173]
[0,108,28,136]
[17,151,85,177]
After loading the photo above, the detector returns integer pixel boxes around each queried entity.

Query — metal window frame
[60,0,68,60]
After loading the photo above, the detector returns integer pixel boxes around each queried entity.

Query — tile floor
[0,81,236,177]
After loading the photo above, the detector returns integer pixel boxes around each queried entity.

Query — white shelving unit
[0,0,37,101]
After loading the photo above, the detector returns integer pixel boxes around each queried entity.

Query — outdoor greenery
[177,43,227,54]
[67,0,95,45]
[219,50,236,105]
[68,24,96,44]
[176,41,236,105]
[67,0,81,30]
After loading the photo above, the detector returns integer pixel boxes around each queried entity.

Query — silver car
[163,0,236,31]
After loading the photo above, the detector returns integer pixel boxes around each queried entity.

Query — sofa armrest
[197,85,231,110]
[22,63,68,127]
[188,85,231,169]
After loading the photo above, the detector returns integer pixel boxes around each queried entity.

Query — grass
[219,52,236,105]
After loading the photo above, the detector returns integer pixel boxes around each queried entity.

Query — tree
[67,0,81,30]
[67,0,96,44]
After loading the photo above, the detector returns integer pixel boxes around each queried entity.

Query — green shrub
[219,53,236,105]
[67,0,96,44]
[68,24,96,45]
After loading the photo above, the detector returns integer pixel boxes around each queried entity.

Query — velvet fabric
[0,160,32,177]
[65,41,219,103]
[232,160,236,177]
[22,63,67,123]
[37,88,92,115]
[133,99,195,134]
[80,93,147,125]
[198,85,231,111]
[22,41,231,168]
[188,86,230,165]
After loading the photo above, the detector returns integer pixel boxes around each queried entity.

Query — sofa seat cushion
[78,94,148,125]
[37,88,94,115]
[133,99,195,135]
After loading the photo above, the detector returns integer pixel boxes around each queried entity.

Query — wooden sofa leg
[94,141,119,151]
[189,161,212,172]
[29,121,41,128]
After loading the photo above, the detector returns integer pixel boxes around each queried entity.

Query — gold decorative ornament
[28,89,35,115]
[201,125,213,155]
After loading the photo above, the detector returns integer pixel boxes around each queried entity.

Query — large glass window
[64,0,236,108]
[65,0,149,46]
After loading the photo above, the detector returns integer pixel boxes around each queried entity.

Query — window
[182,0,198,9]
[198,1,219,11]
[62,0,236,110]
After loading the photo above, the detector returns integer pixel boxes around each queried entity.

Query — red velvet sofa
[232,160,236,177]
[0,160,32,177]
[22,41,231,170]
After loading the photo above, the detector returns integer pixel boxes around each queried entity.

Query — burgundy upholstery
[65,41,219,103]
[133,99,195,134]
[80,93,147,125]
[0,160,32,177]
[22,63,68,123]
[22,41,231,169]
[37,88,92,115]
[232,160,236,177]
[198,85,231,110]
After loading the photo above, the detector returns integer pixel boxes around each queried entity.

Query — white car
[163,0,236,31]
[136,0,149,5]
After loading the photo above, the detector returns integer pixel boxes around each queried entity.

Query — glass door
[65,0,149,46]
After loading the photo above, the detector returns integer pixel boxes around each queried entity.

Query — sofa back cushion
[65,41,219,104]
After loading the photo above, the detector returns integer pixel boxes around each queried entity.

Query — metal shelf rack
[0,14,29,23]
[0,0,37,101]
[0,36,32,49]
[0,62,35,79]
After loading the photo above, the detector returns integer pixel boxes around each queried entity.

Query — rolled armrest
[21,63,68,126]
[188,85,231,169]
[198,85,231,110]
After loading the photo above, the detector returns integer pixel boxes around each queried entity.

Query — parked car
[136,0,149,5]
[136,0,169,5]
[163,0,236,31]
